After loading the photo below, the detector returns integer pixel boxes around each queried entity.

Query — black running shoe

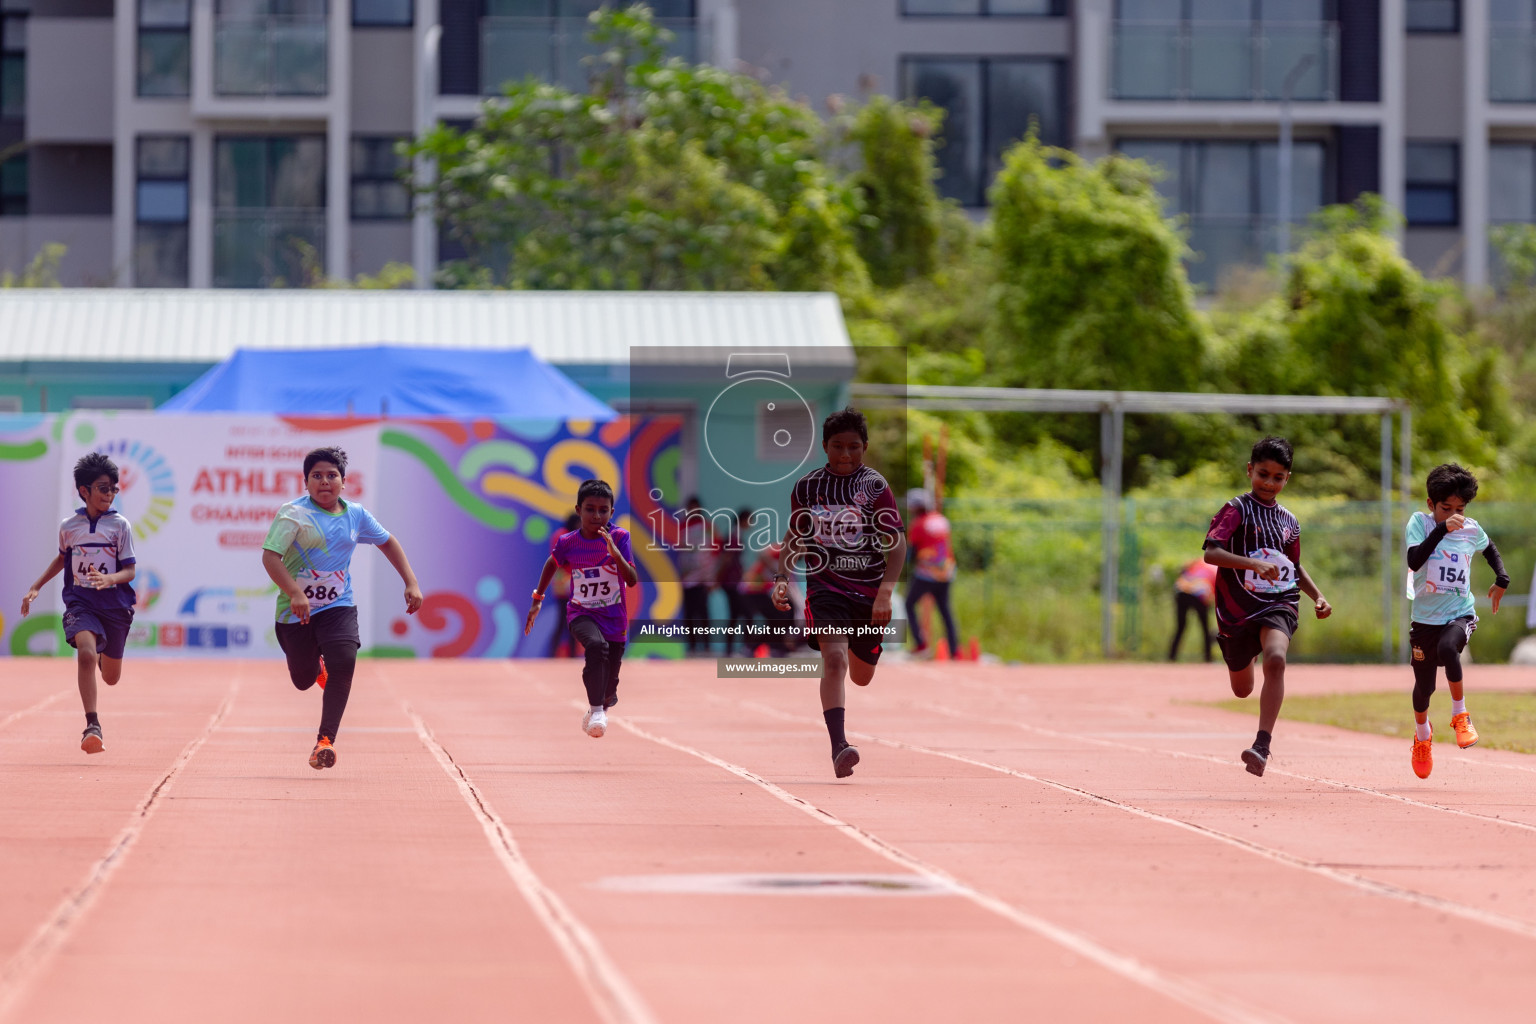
[81,724,104,755]
[1241,746,1268,777]
[833,744,860,779]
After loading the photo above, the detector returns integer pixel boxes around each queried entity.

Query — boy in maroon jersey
[773,408,906,779]
[1203,436,1332,777]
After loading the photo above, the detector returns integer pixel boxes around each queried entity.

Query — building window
[1,0,24,120]
[901,57,1065,207]
[902,0,1063,15]
[354,0,410,24]
[488,0,693,14]
[1117,138,1329,287]
[1491,143,1536,224]
[135,136,190,287]
[215,0,328,97]
[139,0,191,97]
[214,135,326,287]
[1405,142,1458,227]
[481,0,697,94]
[0,151,24,216]
[350,137,411,219]
[1407,0,1458,32]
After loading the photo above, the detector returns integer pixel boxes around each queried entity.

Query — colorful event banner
[0,412,683,659]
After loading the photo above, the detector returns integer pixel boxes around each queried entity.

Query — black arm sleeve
[1483,541,1511,589]
[1405,522,1449,571]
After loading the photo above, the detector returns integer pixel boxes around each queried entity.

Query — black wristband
[772,573,788,583]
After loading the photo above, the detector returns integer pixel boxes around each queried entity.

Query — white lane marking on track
[0,692,67,734]
[610,711,1292,1024]
[405,705,658,1024]
[0,682,238,1022]
[735,699,1536,944]
[910,695,1536,838]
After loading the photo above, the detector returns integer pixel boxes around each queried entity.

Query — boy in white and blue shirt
[1404,463,1510,779]
[19,453,138,755]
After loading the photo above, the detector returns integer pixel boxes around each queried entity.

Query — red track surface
[2,658,1535,1023]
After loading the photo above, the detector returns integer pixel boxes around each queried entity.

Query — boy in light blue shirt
[1404,463,1509,779]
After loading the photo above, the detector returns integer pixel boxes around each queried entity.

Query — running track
[1,658,1534,1023]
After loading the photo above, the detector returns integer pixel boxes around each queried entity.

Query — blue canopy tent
[159,345,616,420]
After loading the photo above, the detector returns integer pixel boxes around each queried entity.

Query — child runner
[261,446,422,770]
[20,453,137,754]
[773,408,906,779]
[525,479,638,738]
[1203,436,1332,777]
[1405,463,1509,779]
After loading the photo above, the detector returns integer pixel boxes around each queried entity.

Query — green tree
[0,243,65,288]
[845,95,944,288]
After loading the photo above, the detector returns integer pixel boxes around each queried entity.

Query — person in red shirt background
[1168,558,1218,662]
[905,489,959,658]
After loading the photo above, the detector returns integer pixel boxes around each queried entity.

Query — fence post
[1381,412,1394,663]
[1100,405,1123,659]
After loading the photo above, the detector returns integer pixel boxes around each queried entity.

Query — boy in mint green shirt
[1404,463,1509,779]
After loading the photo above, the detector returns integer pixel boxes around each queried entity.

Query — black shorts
[1410,616,1475,666]
[1216,604,1298,673]
[274,604,361,666]
[63,602,134,659]
[804,589,885,666]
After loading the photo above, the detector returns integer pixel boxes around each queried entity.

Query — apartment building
[0,1,1530,289]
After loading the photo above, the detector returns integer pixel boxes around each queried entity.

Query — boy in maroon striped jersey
[1203,436,1332,777]
[773,408,906,779]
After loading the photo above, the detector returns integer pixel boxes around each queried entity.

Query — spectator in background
[905,489,959,658]
[677,495,717,657]
[743,538,794,656]
[717,508,752,655]
[1169,558,1218,662]
[547,513,581,658]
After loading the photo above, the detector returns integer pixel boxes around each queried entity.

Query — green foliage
[0,243,65,288]
[845,96,943,288]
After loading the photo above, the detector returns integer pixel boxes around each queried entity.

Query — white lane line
[405,705,658,1024]
[0,682,238,1022]
[909,696,1536,838]
[0,692,67,734]
[736,699,1536,944]
[609,711,1291,1024]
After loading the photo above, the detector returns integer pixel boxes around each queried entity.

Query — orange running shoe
[309,736,337,770]
[1452,712,1478,749]
[316,656,327,690]
[1411,729,1433,779]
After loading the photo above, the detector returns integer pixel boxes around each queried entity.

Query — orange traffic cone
[754,643,769,659]
[934,638,950,661]
[966,637,981,662]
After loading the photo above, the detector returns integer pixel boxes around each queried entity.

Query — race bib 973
[572,564,623,608]
[1243,548,1297,594]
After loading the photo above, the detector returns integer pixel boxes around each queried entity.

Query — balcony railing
[1491,26,1536,102]
[213,210,325,287]
[480,16,701,95]
[1112,21,1337,102]
[215,16,327,96]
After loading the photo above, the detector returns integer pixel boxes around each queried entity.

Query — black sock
[823,707,847,755]
[85,711,100,728]
[1254,729,1272,753]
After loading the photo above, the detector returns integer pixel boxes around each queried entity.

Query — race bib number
[572,564,622,608]
[73,549,111,580]
[1424,549,1470,595]
[298,569,347,609]
[812,505,865,550]
[1243,548,1297,594]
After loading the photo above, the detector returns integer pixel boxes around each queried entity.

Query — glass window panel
[1191,0,1250,22]
[351,181,409,218]
[1406,143,1457,183]
[487,0,547,15]
[269,20,327,94]
[985,60,1061,183]
[0,53,21,117]
[218,0,267,17]
[271,137,326,208]
[0,154,25,196]
[3,15,27,49]
[1118,0,1179,19]
[216,138,269,208]
[1194,143,1252,218]
[137,180,189,222]
[0,0,28,13]
[989,0,1055,12]
[1490,145,1535,222]
[1188,22,1251,99]
[646,0,692,15]
[903,0,981,12]
[1491,0,1532,26]
[138,136,190,177]
[904,60,983,206]
[1256,140,1325,218]
[1118,140,1184,212]
[1407,0,1459,31]
[1113,21,1179,98]
[555,0,601,16]
[137,31,190,96]
[140,0,189,27]
[1261,0,1324,21]
[353,0,409,23]
[135,222,190,287]
[1405,186,1457,225]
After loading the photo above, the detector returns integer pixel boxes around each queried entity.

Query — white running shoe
[586,708,607,738]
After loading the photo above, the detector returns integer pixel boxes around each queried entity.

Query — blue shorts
[63,603,134,659]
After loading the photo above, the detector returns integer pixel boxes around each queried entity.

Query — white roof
[0,289,852,365]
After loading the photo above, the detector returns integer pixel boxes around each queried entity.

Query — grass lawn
[1213,690,1536,754]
